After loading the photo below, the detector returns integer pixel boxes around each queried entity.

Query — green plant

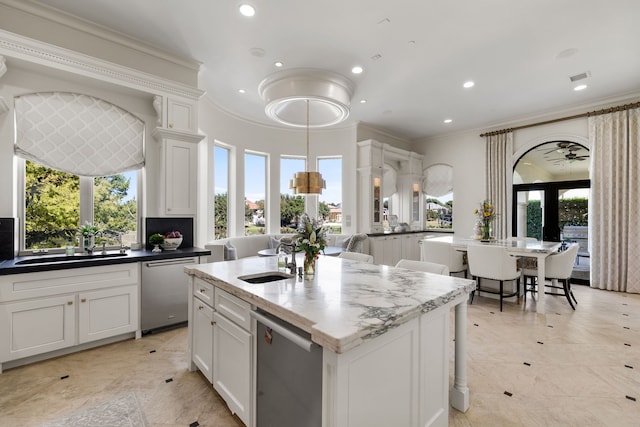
[149,233,164,245]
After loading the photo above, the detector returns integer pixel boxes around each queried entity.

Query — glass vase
[304,253,316,277]
[481,223,492,241]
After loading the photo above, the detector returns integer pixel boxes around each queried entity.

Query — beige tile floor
[0,284,638,427]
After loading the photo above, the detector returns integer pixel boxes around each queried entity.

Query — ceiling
[32,0,640,140]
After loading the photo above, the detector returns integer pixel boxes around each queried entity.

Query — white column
[450,300,470,412]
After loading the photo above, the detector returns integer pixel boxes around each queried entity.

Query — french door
[512,179,590,242]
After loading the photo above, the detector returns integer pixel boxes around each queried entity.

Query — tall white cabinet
[357,140,425,234]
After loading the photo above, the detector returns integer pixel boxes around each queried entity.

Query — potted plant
[149,233,164,252]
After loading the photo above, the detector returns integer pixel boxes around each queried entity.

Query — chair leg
[562,279,576,310]
[499,280,504,312]
[569,281,578,305]
[469,276,476,304]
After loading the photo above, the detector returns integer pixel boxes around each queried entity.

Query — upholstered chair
[338,252,374,264]
[524,243,579,310]
[420,238,467,277]
[395,259,450,276]
[466,244,521,311]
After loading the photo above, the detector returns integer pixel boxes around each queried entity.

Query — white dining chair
[524,243,579,310]
[338,252,374,263]
[420,238,467,278]
[395,259,450,276]
[466,244,521,312]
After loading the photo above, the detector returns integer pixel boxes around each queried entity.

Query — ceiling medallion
[258,68,354,128]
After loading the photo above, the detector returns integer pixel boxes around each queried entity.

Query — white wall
[198,99,358,241]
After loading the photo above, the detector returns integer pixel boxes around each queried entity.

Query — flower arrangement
[474,200,495,240]
[294,214,327,276]
[80,222,99,237]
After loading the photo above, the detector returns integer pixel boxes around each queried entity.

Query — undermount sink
[238,271,294,284]
[15,253,128,265]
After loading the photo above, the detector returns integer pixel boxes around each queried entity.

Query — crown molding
[0,29,205,100]
[2,0,201,71]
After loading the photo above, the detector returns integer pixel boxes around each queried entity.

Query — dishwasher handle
[145,258,197,268]
[250,310,314,352]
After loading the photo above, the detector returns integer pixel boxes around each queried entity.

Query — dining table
[425,235,562,314]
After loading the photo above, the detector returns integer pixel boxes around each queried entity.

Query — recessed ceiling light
[274,61,283,67]
[238,89,246,94]
[239,4,255,17]
[360,99,367,104]
[444,119,452,124]
[574,84,587,91]
[463,81,474,89]
[351,66,363,74]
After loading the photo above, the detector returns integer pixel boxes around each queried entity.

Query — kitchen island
[185,255,474,427]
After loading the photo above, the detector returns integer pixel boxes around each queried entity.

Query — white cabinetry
[213,287,252,426]
[152,127,205,216]
[370,233,427,265]
[0,264,140,371]
[78,285,138,344]
[188,279,253,426]
[167,97,196,133]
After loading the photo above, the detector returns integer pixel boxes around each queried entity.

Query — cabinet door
[0,295,76,362]
[402,234,420,261]
[369,237,385,265]
[167,98,196,132]
[164,139,197,215]
[383,236,402,266]
[78,285,138,344]
[213,312,252,426]
[192,296,214,383]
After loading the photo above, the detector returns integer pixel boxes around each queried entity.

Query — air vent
[569,71,590,82]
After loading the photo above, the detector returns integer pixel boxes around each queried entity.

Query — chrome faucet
[275,242,297,274]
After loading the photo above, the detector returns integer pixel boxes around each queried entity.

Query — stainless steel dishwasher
[141,256,198,333]
[252,309,323,427]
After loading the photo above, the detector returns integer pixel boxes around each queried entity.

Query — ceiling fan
[549,151,589,164]
[539,141,585,155]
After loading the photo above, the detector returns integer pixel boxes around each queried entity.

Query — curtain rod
[479,101,640,137]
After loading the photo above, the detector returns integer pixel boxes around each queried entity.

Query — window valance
[14,92,144,177]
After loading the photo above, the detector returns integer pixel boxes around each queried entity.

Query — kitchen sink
[238,271,294,284]
[15,253,128,265]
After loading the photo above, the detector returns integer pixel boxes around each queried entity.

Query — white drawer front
[193,278,214,307]
[214,287,251,331]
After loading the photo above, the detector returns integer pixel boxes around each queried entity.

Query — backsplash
[145,217,194,250]
[0,218,15,260]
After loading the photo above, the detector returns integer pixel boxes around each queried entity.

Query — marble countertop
[186,256,475,354]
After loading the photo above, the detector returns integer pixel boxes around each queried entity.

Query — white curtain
[485,132,513,240]
[14,92,144,177]
[589,107,640,293]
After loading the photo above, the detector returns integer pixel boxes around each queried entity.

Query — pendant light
[290,99,326,194]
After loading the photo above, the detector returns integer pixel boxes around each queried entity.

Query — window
[280,157,305,233]
[245,152,267,235]
[214,144,230,239]
[24,160,138,251]
[423,164,454,230]
[318,157,342,234]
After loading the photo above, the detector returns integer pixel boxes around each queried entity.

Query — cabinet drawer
[193,278,214,307]
[215,288,251,331]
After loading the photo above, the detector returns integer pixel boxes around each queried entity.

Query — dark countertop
[367,229,454,237]
[0,247,211,276]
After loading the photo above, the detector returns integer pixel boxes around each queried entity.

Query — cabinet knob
[198,305,204,310]
[211,321,216,326]
[168,123,173,128]
[81,298,87,303]
[67,301,73,305]
[199,288,206,293]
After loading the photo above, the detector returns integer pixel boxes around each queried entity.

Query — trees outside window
[214,144,230,239]
[24,161,138,251]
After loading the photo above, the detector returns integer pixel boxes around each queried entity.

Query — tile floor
[0,285,638,427]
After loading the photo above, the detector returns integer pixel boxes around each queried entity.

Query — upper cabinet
[357,140,425,234]
[154,95,198,133]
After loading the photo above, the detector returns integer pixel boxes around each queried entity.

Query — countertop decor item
[149,233,164,252]
[294,214,327,277]
[160,231,182,250]
[474,200,495,241]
